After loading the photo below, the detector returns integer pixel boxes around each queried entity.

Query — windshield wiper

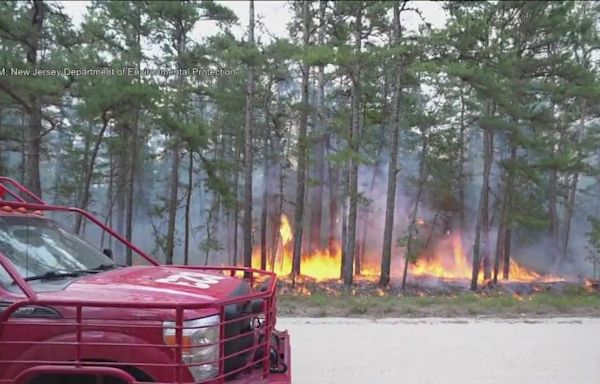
[23,270,84,282]
[75,263,122,274]
[90,263,121,271]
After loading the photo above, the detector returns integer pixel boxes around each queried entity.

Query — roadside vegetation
[278,285,600,318]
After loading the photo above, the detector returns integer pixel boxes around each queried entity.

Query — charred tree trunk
[380,2,403,286]
[242,0,256,270]
[292,1,311,281]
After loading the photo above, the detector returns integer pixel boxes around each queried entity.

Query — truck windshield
[0,215,115,285]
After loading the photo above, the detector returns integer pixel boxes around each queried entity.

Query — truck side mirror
[102,248,113,260]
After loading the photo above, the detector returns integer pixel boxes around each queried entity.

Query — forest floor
[277,279,600,317]
[279,317,600,384]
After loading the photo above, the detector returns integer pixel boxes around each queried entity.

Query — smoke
[16,124,596,280]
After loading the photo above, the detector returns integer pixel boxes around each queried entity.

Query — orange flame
[253,214,562,283]
[279,214,292,245]
[409,232,558,282]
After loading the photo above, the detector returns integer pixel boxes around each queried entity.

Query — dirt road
[277,317,600,384]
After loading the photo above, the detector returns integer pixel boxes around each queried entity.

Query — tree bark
[327,139,339,257]
[292,0,311,281]
[401,126,427,290]
[471,124,493,290]
[232,145,241,266]
[74,116,109,234]
[165,143,180,265]
[343,5,362,287]
[557,99,586,270]
[24,0,45,198]
[184,151,193,265]
[493,173,507,284]
[502,136,517,280]
[125,15,143,266]
[309,0,327,254]
[482,129,493,281]
[380,2,402,286]
[458,89,466,227]
[260,88,272,271]
[242,0,256,270]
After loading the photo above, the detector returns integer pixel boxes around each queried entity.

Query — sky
[59,1,448,41]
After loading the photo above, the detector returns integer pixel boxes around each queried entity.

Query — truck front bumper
[227,329,291,384]
[267,330,291,383]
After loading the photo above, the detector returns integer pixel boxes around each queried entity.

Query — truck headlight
[163,315,220,381]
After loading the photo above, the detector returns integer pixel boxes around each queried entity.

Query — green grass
[277,289,600,318]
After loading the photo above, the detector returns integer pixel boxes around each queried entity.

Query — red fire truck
[0,177,291,384]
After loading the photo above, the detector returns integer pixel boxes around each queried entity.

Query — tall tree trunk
[458,89,466,227]
[24,0,45,198]
[493,173,507,284]
[260,90,271,271]
[482,130,493,281]
[260,160,268,270]
[74,116,109,234]
[309,0,327,254]
[343,5,362,287]
[115,126,127,261]
[165,143,180,265]
[557,100,586,270]
[125,18,142,266]
[355,108,366,276]
[471,125,493,290]
[242,0,256,270]
[340,172,348,279]
[292,0,310,281]
[401,126,427,290]
[327,140,339,257]
[124,118,138,266]
[269,82,285,272]
[548,120,563,265]
[380,2,402,286]
[184,151,193,265]
[502,141,517,279]
[232,146,241,266]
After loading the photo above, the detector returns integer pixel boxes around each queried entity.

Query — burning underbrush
[276,274,597,298]
[254,214,569,288]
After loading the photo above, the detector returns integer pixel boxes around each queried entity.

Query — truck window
[0,216,114,284]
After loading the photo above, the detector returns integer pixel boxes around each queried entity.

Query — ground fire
[253,214,563,284]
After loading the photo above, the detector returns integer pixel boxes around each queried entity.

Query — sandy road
[277,317,600,384]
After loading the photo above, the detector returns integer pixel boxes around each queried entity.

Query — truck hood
[37,266,246,305]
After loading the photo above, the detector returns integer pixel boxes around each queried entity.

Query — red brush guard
[0,177,291,384]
